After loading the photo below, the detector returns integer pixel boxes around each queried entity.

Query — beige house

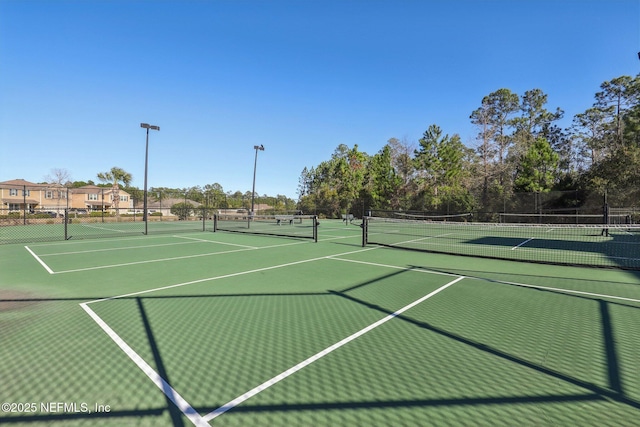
[0,179,68,214]
[0,179,132,214]
[70,185,133,212]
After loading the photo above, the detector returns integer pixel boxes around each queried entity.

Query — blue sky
[1,0,638,199]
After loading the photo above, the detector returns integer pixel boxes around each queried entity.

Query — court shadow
[136,297,186,427]
[329,289,640,412]
[465,229,640,270]
[1,267,638,426]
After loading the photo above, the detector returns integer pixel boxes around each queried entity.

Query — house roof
[0,179,47,188]
[1,179,68,190]
[0,179,37,185]
[73,185,130,195]
[2,198,40,205]
[83,201,112,207]
[73,185,103,194]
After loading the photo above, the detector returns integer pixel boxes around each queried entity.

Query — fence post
[23,185,27,225]
[64,208,69,240]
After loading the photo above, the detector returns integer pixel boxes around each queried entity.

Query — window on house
[46,191,53,199]
[10,189,18,196]
[88,193,98,201]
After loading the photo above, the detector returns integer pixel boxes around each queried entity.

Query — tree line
[48,168,298,213]
[297,74,640,218]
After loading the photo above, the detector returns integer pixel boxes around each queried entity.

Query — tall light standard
[140,123,160,234]
[251,144,264,218]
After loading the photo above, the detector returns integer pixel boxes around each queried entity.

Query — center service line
[203,275,466,422]
[511,237,534,250]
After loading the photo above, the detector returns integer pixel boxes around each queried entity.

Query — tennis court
[1,219,640,426]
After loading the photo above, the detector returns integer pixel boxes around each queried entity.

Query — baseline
[37,240,210,257]
[75,224,132,233]
[172,234,257,249]
[24,245,54,275]
[39,239,310,275]
[83,247,379,304]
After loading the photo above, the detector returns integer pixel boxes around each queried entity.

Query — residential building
[0,179,132,214]
[70,185,133,212]
[0,179,67,214]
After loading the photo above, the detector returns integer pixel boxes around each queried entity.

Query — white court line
[79,224,131,233]
[333,255,640,302]
[54,247,256,274]
[173,235,257,249]
[79,303,210,427]
[487,278,640,304]
[79,240,640,425]
[83,246,379,304]
[39,240,206,256]
[79,246,380,426]
[331,257,640,304]
[203,275,465,421]
[258,240,312,249]
[511,237,534,250]
[329,257,459,277]
[41,238,312,274]
[27,234,178,248]
[390,232,453,247]
[318,234,362,242]
[24,246,54,274]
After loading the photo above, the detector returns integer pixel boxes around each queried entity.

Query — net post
[602,202,610,236]
[362,216,368,247]
[213,214,218,232]
[201,207,205,232]
[313,215,318,242]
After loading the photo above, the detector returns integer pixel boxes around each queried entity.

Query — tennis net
[363,215,640,270]
[498,212,633,225]
[214,213,318,241]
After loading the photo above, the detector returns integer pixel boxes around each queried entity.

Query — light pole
[140,123,160,234]
[251,144,265,218]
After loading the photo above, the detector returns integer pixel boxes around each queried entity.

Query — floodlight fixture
[141,123,160,131]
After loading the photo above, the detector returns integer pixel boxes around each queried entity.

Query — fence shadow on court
[2,265,640,426]
[329,286,640,412]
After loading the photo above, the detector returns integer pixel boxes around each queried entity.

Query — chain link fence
[3,180,639,243]
[356,188,640,225]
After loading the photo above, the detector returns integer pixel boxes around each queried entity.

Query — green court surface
[1,220,640,426]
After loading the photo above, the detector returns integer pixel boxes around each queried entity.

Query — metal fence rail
[0,207,213,244]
